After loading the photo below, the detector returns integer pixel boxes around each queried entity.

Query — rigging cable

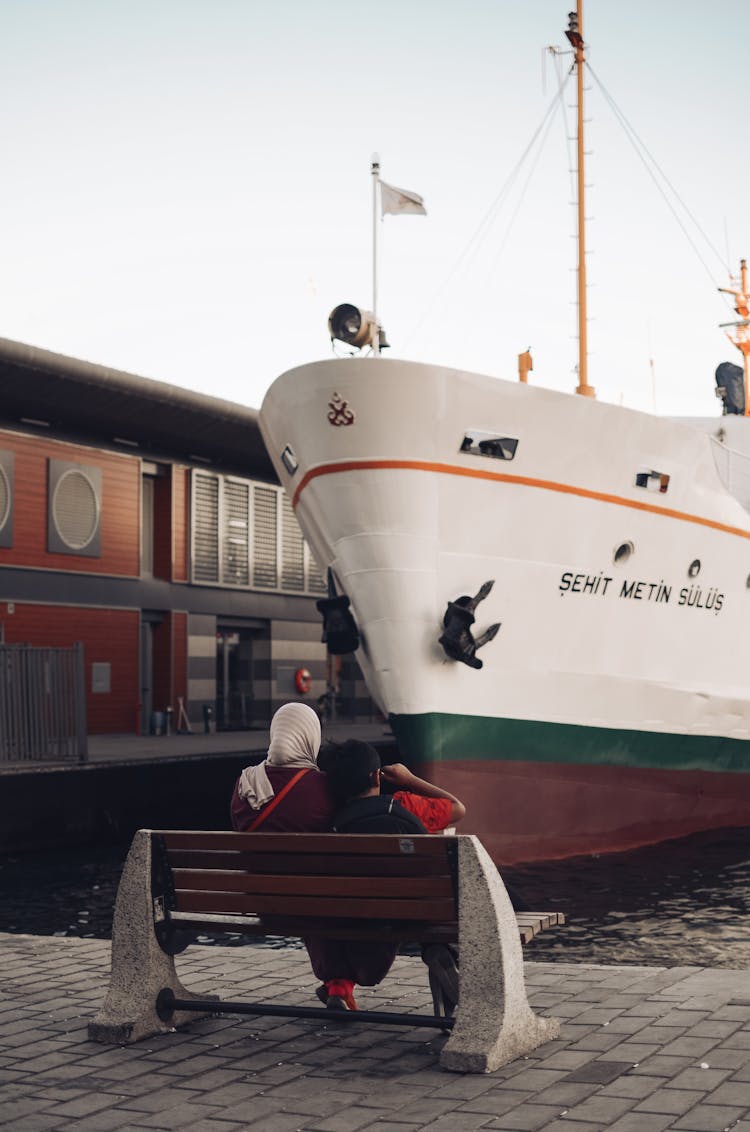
[484,64,571,286]
[401,71,572,351]
[586,61,732,298]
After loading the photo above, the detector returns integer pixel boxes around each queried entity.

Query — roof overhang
[0,336,276,481]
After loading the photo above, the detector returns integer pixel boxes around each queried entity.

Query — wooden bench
[88,829,563,1072]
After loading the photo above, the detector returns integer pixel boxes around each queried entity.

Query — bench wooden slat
[516,912,566,929]
[166,910,459,943]
[173,890,457,920]
[515,911,567,943]
[162,909,546,946]
[171,870,453,899]
[159,831,452,856]
[166,850,453,877]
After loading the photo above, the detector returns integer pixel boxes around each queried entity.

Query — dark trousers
[304,936,398,986]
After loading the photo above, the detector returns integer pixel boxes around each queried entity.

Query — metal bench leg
[440,835,560,1073]
[88,830,213,1044]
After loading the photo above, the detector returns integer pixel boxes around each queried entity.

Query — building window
[141,475,154,576]
[190,470,325,594]
[252,485,278,589]
[47,459,102,557]
[306,546,328,594]
[192,472,220,582]
[281,494,305,591]
[224,479,250,586]
[0,450,13,549]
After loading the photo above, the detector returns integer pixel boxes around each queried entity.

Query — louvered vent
[193,472,220,582]
[223,480,249,585]
[307,552,328,594]
[281,495,304,591]
[253,486,278,588]
[52,467,100,551]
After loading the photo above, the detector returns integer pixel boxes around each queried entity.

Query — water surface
[1,827,748,967]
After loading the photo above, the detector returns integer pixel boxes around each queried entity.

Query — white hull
[259,357,750,861]
[260,358,750,753]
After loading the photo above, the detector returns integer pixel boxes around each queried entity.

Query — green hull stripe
[389,712,750,774]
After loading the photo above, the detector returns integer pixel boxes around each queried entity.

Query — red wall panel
[0,602,140,733]
[0,430,140,576]
[172,467,188,583]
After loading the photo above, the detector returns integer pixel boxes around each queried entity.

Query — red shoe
[324,979,358,1011]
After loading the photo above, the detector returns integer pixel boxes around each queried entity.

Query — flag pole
[371,153,380,355]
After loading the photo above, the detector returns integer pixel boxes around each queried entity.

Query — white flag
[380,179,426,217]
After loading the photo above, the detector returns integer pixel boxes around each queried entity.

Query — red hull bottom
[418,759,750,865]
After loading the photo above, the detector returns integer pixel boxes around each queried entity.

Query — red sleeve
[393,791,453,833]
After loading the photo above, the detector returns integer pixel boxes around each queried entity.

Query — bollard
[150,711,166,736]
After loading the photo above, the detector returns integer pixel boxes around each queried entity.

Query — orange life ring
[294,667,312,695]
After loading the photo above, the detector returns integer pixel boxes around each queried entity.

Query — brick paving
[1,933,750,1131]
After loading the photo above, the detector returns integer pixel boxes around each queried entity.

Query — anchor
[439,580,500,670]
[316,569,360,655]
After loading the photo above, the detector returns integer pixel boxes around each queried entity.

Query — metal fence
[0,643,88,763]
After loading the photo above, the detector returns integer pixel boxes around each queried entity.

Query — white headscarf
[237,702,322,811]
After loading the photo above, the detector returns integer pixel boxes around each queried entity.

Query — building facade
[0,338,376,734]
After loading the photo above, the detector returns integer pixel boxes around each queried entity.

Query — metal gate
[0,643,88,763]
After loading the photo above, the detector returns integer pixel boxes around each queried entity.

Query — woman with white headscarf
[230,702,334,832]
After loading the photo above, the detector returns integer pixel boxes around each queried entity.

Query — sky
[0,0,748,418]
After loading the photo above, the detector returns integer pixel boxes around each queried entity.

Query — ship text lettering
[558,571,725,615]
[619,579,671,603]
[678,586,724,612]
[559,572,612,596]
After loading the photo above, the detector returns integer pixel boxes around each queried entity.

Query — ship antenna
[565,3,595,398]
[718,258,750,415]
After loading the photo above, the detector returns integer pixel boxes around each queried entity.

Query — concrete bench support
[88,830,213,1043]
[440,835,560,1073]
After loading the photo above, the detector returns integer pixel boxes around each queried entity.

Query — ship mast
[565,3,595,398]
[718,258,750,416]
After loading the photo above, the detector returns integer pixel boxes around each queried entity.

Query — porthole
[688,559,701,578]
[52,468,100,550]
[0,464,9,531]
[613,541,634,565]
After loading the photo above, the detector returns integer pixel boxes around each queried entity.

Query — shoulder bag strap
[245,767,311,832]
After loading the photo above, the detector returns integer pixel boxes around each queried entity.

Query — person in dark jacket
[311,740,464,1011]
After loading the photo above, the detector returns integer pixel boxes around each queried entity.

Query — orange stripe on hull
[292,459,750,542]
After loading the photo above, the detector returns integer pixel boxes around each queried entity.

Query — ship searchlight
[328,303,380,350]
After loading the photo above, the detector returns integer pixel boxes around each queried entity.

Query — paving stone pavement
[1,932,750,1131]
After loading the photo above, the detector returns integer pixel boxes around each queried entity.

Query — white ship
[258,5,750,864]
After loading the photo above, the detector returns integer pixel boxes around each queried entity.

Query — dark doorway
[139,620,153,735]
[215,629,255,730]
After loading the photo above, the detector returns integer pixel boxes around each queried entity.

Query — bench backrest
[151,831,459,940]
